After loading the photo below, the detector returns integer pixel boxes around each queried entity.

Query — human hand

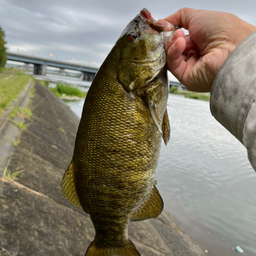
[164,8,256,92]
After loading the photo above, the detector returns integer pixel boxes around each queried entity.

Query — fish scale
[61,8,174,256]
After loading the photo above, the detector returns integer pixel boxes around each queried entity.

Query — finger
[164,7,197,29]
[186,50,199,62]
[165,29,184,51]
[183,35,197,54]
[153,19,175,32]
[166,36,187,81]
[183,51,200,90]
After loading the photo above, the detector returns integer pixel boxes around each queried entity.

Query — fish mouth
[140,8,174,34]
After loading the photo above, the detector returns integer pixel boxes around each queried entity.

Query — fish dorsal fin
[162,109,170,145]
[61,161,84,211]
[131,184,163,221]
[85,239,140,256]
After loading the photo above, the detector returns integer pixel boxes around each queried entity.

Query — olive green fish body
[62,8,174,256]
[74,59,161,246]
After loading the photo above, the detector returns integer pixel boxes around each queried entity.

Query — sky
[1,0,256,81]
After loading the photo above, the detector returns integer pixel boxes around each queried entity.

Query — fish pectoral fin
[162,109,170,145]
[85,239,140,256]
[61,161,84,211]
[147,98,163,134]
[131,184,163,221]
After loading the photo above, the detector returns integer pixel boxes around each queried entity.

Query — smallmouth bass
[62,8,175,256]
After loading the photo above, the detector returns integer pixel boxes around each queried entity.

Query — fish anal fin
[131,184,163,221]
[162,109,170,145]
[61,161,84,211]
[85,239,140,256]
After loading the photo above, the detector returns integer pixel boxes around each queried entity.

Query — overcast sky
[1,0,256,80]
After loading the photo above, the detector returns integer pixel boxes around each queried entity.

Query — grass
[9,107,32,120]
[0,72,11,79]
[22,108,32,119]
[169,86,210,101]
[15,121,28,130]
[37,79,49,87]
[10,106,20,119]
[30,88,35,98]
[0,69,30,114]
[9,106,32,130]
[3,167,23,181]
[13,138,20,147]
[50,83,87,98]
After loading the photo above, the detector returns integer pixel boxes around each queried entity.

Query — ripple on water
[157,94,256,255]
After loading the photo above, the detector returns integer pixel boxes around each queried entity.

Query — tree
[0,26,7,68]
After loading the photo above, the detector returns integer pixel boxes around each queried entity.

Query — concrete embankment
[0,81,206,256]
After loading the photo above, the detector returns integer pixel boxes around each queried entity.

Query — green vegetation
[9,107,31,130]
[169,87,179,93]
[37,79,49,87]
[10,106,20,119]
[30,88,35,98]
[14,121,28,130]
[22,108,32,119]
[10,106,32,120]
[0,69,30,114]
[0,72,11,79]
[50,83,87,98]
[13,137,20,147]
[3,167,23,181]
[169,86,210,101]
[40,80,87,99]
[0,26,7,68]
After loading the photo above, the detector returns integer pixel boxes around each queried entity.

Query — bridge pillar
[59,68,65,76]
[80,71,95,81]
[24,63,30,70]
[80,72,87,81]
[33,64,47,76]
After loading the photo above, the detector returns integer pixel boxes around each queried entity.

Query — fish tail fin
[85,239,141,256]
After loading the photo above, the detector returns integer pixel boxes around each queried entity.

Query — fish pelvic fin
[85,239,141,256]
[61,161,83,211]
[131,184,163,221]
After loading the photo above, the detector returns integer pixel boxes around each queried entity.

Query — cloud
[1,0,256,68]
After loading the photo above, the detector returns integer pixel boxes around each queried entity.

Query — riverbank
[0,81,206,256]
[169,87,210,101]
[0,68,30,114]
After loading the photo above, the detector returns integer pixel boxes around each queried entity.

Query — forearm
[210,31,256,170]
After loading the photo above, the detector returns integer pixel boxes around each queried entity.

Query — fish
[61,8,175,256]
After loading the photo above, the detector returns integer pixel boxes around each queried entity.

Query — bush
[169,86,178,93]
[51,83,86,98]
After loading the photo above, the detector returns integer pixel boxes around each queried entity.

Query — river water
[45,75,256,255]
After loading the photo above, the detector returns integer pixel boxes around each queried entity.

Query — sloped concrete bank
[0,82,206,256]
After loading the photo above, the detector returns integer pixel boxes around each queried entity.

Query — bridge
[7,52,99,81]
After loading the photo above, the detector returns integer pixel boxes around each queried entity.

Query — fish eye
[128,32,138,42]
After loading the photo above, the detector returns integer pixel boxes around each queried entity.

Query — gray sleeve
[210,31,256,171]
